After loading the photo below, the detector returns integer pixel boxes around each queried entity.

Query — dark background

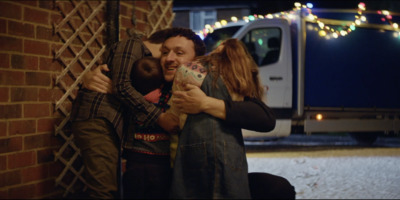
[174,0,400,13]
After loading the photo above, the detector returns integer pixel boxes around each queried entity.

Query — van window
[241,28,282,66]
[203,26,242,53]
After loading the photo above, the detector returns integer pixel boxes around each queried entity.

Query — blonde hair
[201,39,264,100]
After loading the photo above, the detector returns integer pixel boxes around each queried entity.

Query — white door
[234,19,293,138]
[234,18,292,109]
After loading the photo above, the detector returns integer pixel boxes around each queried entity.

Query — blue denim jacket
[170,72,251,199]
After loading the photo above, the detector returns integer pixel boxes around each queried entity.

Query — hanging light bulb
[318,21,325,29]
[248,15,256,21]
[221,20,227,26]
[358,2,366,11]
[231,16,238,22]
[360,16,367,22]
[318,30,327,37]
[382,10,390,16]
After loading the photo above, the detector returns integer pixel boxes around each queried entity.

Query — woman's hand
[172,84,207,114]
[172,84,226,119]
[82,64,112,94]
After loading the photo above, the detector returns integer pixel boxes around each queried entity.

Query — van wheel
[349,132,379,146]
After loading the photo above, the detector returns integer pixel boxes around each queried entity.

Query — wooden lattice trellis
[53,0,107,197]
[147,0,175,34]
[52,0,175,197]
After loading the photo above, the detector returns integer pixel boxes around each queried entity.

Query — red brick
[51,88,64,102]
[120,29,128,40]
[0,121,6,137]
[0,2,22,20]
[0,137,22,153]
[10,87,38,102]
[21,164,49,183]
[120,3,128,16]
[0,87,9,102]
[0,70,25,86]
[135,22,148,33]
[0,155,6,170]
[8,20,35,38]
[0,189,7,199]
[24,103,50,118]
[0,36,23,53]
[11,54,38,70]
[9,120,36,135]
[8,151,36,169]
[8,183,35,199]
[134,1,149,10]
[49,58,64,72]
[58,72,75,86]
[24,40,50,56]
[0,53,10,69]
[39,1,55,10]
[0,170,21,187]
[0,104,22,119]
[54,43,75,59]
[52,134,64,147]
[60,1,75,13]
[48,161,64,178]
[24,7,49,25]
[134,10,146,21]
[37,118,56,133]
[37,148,55,164]
[18,1,37,7]
[69,61,84,76]
[24,133,52,150]
[26,72,51,86]
[51,13,63,26]
[36,179,57,197]
[38,88,53,101]
[121,17,133,29]
[0,19,6,34]
[36,26,59,42]
[39,57,53,71]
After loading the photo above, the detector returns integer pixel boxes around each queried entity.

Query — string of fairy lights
[198,2,400,40]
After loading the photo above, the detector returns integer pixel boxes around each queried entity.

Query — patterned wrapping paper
[168,60,208,129]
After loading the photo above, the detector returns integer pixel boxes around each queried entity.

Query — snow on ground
[247,156,400,199]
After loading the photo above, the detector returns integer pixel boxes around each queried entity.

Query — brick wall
[0,1,174,199]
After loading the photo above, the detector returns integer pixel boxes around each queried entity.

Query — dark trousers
[248,172,296,199]
[122,151,171,199]
[72,118,120,199]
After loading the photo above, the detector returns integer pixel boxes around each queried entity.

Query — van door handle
[269,76,283,81]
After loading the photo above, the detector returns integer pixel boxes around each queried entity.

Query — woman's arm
[225,97,276,132]
[172,84,276,132]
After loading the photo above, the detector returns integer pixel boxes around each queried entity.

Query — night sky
[174,0,400,13]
